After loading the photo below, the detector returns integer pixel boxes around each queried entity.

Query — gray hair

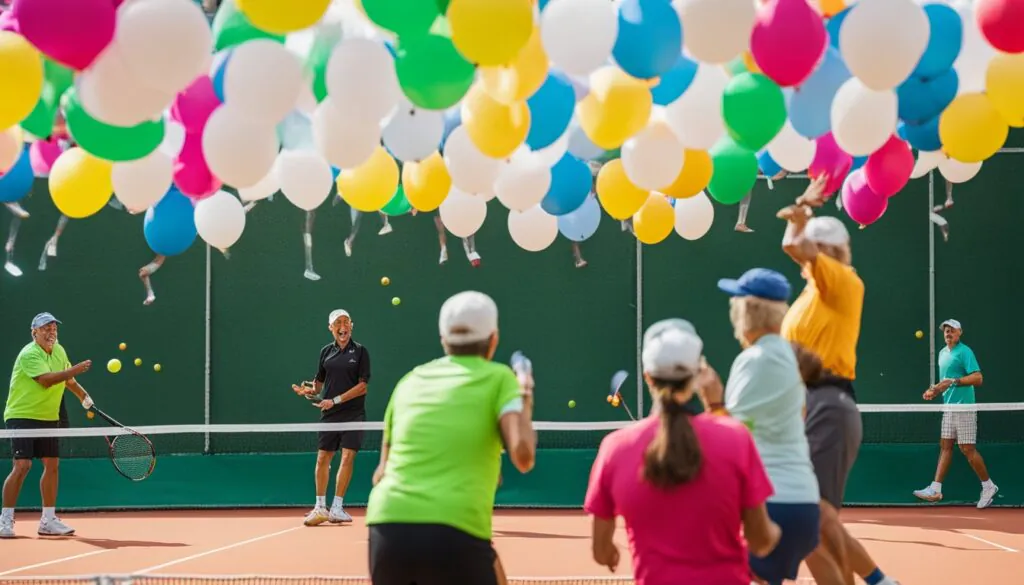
[729,296,789,341]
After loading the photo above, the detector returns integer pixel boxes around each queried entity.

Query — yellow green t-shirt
[5,342,71,422]
[366,355,523,540]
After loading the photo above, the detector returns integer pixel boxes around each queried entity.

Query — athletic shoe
[328,507,352,524]
[912,485,942,502]
[38,516,75,536]
[0,518,14,539]
[978,483,999,509]
[303,507,330,527]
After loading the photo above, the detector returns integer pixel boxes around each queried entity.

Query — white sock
[332,497,343,509]
[982,479,995,489]
[1,508,13,521]
[42,507,55,520]
[930,482,942,492]
[315,496,326,509]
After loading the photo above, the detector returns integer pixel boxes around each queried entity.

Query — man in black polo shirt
[293,309,371,526]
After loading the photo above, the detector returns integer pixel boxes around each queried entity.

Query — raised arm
[499,370,536,474]
[778,175,829,266]
[35,361,90,389]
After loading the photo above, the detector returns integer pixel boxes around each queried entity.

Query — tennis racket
[606,370,636,421]
[89,406,156,482]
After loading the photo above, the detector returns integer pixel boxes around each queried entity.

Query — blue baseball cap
[30,312,61,329]
[717,268,792,302]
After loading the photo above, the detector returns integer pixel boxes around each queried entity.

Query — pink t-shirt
[584,414,774,585]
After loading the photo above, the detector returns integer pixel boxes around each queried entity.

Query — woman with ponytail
[584,319,780,585]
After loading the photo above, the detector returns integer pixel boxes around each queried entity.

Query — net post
[927,170,936,388]
[635,236,644,418]
[205,243,212,454]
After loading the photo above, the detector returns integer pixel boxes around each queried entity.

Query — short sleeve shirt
[314,340,371,418]
[938,343,981,405]
[5,342,72,422]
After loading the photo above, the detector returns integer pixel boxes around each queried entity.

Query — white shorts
[940,411,977,445]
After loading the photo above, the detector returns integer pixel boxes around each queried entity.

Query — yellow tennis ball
[86,411,94,420]
[381,276,390,286]
[119,342,127,351]
[915,330,924,339]
[107,359,122,373]
[134,358,143,366]
[568,400,576,408]
[153,363,162,372]
[392,297,401,306]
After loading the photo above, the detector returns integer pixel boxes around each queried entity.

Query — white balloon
[78,44,176,127]
[567,121,605,161]
[116,0,212,95]
[277,150,334,211]
[221,40,304,125]
[494,151,553,212]
[533,132,570,167]
[541,0,618,77]
[194,190,246,251]
[238,167,280,202]
[326,38,400,121]
[910,150,944,179]
[439,187,488,238]
[674,191,715,241]
[839,0,929,91]
[443,126,502,195]
[664,64,727,150]
[831,78,898,157]
[673,0,756,64]
[0,127,23,174]
[767,122,816,172]
[953,1,996,94]
[112,150,174,212]
[311,97,380,169]
[382,99,445,163]
[202,106,280,189]
[938,157,981,183]
[622,122,684,191]
[158,120,186,159]
[508,205,558,252]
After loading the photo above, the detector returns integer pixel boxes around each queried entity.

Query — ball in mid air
[153,363,162,372]
[392,297,401,306]
[568,400,576,408]
[86,411,94,419]
[134,358,143,366]
[915,330,924,339]
[381,276,390,286]
[107,358,121,373]
[119,342,127,351]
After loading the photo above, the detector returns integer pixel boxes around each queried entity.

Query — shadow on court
[493,529,588,540]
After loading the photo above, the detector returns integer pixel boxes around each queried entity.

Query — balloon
[461,84,531,159]
[238,167,279,202]
[212,0,286,51]
[612,0,683,81]
[29,138,63,177]
[557,194,602,242]
[596,159,647,220]
[540,0,618,77]
[360,0,440,37]
[808,132,852,195]
[448,0,533,67]
[954,2,996,93]
[112,151,174,212]
[144,188,197,256]
[707,138,757,205]
[235,0,331,34]
[277,150,333,211]
[621,121,684,191]
[11,0,113,71]
[938,93,1009,163]
[194,190,246,250]
[661,149,713,199]
[541,153,591,216]
[494,151,552,212]
[899,116,941,153]
[76,41,177,128]
[63,89,165,162]
[577,66,652,150]
[116,0,212,94]
[840,169,888,225]
[863,135,912,197]
[938,156,982,184]
[985,53,1024,127]
[402,152,452,212]
[767,122,816,172]
[381,187,413,217]
[395,33,475,111]
[202,105,280,189]
[831,78,898,156]
[897,69,958,126]
[913,4,963,79]
[721,73,787,152]
[533,132,571,167]
[172,76,221,133]
[338,146,400,212]
[664,64,727,149]
[788,46,850,139]
[0,126,22,174]
[327,38,401,122]
[0,32,44,130]
[508,205,558,252]
[218,40,303,125]
[525,71,576,150]
[49,147,114,218]
[750,0,827,88]
[632,193,674,244]
[479,25,548,105]
[757,150,783,177]
[19,57,74,139]
[566,122,607,161]
[838,0,928,90]
[910,150,943,179]
[0,145,33,203]
[383,99,445,163]
[443,125,503,195]
[439,187,488,237]
[174,132,222,199]
[975,0,1024,54]
[673,190,715,240]
[675,0,756,64]
[312,98,381,170]
[651,55,699,106]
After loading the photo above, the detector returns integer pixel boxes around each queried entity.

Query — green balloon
[362,0,440,38]
[62,89,165,162]
[721,73,786,153]
[212,0,285,52]
[20,58,74,139]
[707,137,758,205]
[382,186,412,217]
[435,0,452,13]
[724,56,748,78]
[395,31,475,111]
[305,24,343,104]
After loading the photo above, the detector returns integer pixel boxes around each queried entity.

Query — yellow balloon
[0,32,44,131]
[479,25,548,105]
[402,152,452,212]
[49,148,113,219]
[817,0,846,18]
[235,0,333,34]
[742,51,762,75]
[461,83,531,159]
[633,194,675,245]
[578,67,653,150]
[985,53,1024,128]
[939,93,1009,164]
[448,0,534,66]
[596,159,648,220]
[338,146,400,212]
[662,149,714,199]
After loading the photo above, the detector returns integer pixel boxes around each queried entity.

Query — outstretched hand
[795,174,829,208]
[292,381,317,397]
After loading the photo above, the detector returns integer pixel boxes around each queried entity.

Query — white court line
[134,527,302,575]
[0,550,112,576]
[959,532,1019,553]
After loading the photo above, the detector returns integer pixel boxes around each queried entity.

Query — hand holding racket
[292,380,319,401]
[510,351,535,399]
[88,405,156,482]
[606,370,636,421]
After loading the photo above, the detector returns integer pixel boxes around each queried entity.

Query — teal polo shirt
[938,342,981,405]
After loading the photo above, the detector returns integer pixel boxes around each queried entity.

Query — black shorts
[369,523,498,585]
[317,410,365,452]
[5,418,61,460]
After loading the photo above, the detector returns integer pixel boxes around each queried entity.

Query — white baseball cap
[328,309,351,324]
[941,318,962,331]
[805,216,850,246]
[439,291,498,344]
[642,320,703,381]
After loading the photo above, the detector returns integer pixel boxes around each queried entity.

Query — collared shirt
[314,340,370,419]
[5,342,71,422]
[938,342,981,405]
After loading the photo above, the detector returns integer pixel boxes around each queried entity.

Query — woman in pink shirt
[584,319,781,585]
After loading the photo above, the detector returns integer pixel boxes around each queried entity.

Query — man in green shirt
[366,291,537,585]
[2,313,94,538]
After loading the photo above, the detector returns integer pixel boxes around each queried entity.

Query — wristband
[333,395,341,405]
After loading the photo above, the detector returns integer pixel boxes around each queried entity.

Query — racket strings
[110,433,155,480]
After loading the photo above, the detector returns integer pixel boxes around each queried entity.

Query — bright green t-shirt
[365,355,523,540]
[938,342,981,405]
[5,342,71,422]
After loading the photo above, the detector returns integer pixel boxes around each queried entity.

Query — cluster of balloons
[1,0,1022,259]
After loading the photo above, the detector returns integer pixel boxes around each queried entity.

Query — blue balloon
[438,107,461,153]
[757,151,783,177]
[330,166,341,180]
[526,71,576,150]
[913,4,962,79]
[539,0,552,10]
[897,68,958,125]
[789,46,850,139]
[651,54,699,106]
[210,50,233,103]
[557,195,602,242]
[542,154,591,216]
[825,8,850,50]
[612,0,682,80]
[384,40,397,59]
[567,125,607,161]
[850,155,867,171]
[0,145,34,203]
[144,188,198,256]
[900,117,942,152]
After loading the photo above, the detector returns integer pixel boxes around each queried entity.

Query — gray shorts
[805,386,862,508]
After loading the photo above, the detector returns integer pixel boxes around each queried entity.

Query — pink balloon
[174,133,222,200]
[750,0,827,87]
[29,138,64,177]
[0,9,18,32]
[171,76,222,134]
[808,132,852,196]
[11,0,115,71]
[841,169,888,226]
[863,135,913,198]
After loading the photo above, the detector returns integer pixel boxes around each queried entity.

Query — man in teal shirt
[914,319,999,508]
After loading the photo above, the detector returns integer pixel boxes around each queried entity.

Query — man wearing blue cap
[2,312,94,538]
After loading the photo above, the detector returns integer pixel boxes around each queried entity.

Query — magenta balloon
[171,76,221,134]
[750,0,827,88]
[174,133,221,199]
[11,0,115,71]
[808,132,852,196]
[29,138,63,177]
[863,135,913,198]
[841,169,888,226]
[0,9,18,33]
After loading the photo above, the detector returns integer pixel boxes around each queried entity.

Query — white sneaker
[0,518,14,538]
[913,485,943,502]
[303,506,330,527]
[38,516,75,536]
[328,507,352,524]
[978,483,999,509]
